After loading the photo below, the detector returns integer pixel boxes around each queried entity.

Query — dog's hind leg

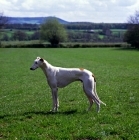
[86,92,100,112]
[86,96,94,111]
[83,79,100,112]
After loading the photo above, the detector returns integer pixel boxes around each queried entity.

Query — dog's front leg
[51,87,59,112]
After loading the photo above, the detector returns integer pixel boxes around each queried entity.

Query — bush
[124,25,139,49]
[124,11,139,49]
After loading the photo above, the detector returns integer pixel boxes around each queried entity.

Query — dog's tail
[93,75,106,106]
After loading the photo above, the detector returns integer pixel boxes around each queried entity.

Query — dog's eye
[35,62,37,64]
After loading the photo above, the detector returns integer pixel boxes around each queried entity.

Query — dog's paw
[50,109,58,113]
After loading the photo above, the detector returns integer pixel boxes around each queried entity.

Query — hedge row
[60,43,127,48]
[0,43,130,48]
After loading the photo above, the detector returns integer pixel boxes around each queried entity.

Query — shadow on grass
[23,109,78,116]
[112,47,139,51]
[0,109,78,119]
[0,115,11,119]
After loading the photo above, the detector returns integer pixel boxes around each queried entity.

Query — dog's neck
[40,60,52,78]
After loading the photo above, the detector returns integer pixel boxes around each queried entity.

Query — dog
[30,57,106,113]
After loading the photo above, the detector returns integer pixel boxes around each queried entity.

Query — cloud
[116,0,138,7]
[0,0,139,23]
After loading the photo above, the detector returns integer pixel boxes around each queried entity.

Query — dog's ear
[40,58,44,62]
[37,56,40,59]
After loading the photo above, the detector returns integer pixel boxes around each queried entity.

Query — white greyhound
[30,57,106,112]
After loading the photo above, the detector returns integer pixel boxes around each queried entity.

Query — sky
[0,0,139,23]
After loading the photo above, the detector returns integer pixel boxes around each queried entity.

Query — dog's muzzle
[30,68,34,70]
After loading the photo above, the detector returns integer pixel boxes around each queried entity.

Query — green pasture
[0,29,35,38]
[111,29,126,36]
[0,48,139,139]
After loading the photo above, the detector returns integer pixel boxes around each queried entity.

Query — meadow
[0,48,139,140]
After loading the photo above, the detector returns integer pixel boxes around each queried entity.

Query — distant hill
[8,17,69,24]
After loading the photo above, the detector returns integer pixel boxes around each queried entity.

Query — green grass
[0,48,139,139]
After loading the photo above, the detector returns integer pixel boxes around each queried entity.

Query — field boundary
[0,41,130,48]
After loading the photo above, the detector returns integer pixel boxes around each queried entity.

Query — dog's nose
[30,68,33,70]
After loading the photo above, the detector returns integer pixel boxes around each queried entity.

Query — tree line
[4,22,128,30]
[0,28,124,43]
[1,21,125,43]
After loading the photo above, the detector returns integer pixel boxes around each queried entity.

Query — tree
[0,13,8,46]
[0,13,8,29]
[40,18,67,46]
[124,11,139,49]
[2,33,9,41]
[12,30,28,41]
[31,31,40,40]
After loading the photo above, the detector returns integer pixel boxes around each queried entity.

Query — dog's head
[30,57,44,70]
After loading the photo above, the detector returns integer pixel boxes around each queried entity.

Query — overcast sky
[0,0,139,23]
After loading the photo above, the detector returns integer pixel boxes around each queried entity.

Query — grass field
[0,48,139,139]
